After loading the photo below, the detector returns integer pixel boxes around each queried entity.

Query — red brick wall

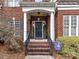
[0,0,3,3]
[3,7,23,21]
[55,10,57,39]
[27,19,31,32]
[47,15,50,33]
[56,10,79,38]
[0,0,23,21]
[0,0,3,15]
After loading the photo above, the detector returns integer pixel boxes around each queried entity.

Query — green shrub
[57,37,79,59]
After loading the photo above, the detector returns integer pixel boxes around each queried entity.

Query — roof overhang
[20,2,56,13]
[20,2,55,7]
[57,5,79,10]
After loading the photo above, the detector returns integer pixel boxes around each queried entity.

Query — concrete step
[30,39,48,42]
[25,55,54,59]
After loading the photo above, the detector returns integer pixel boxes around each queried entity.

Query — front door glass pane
[35,22,42,38]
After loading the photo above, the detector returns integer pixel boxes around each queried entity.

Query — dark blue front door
[35,22,42,38]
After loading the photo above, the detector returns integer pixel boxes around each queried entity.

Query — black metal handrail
[47,33,53,55]
[25,31,30,55]
[25,31,30,47]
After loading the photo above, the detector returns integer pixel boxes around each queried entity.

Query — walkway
[25,55,54,59]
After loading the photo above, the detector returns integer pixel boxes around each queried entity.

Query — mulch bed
[53,53,72,59]
[0,44,25,59]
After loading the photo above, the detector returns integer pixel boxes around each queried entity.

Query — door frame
[32,21,46,38]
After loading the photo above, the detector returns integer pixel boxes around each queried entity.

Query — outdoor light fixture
[12,17,15,21]
[37,12,40,15]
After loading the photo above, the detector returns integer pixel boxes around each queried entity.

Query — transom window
[35,0,42,2]
[5,0,20,7]
[63,15,79,36]
[35,0,50,2]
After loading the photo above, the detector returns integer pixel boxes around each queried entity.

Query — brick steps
[28,50,50,52]
[28,44,49,47]
[26,39,51,55]
[28,52,51,55]
[27,48,50,52]
[28,45,49,48]
[27,48,50,50]
[29,42,48,44]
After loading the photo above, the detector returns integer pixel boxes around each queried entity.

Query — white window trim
[58,5,79,10]
[76,16,78,36]
[63,15,79,36]
[69,16,71,36]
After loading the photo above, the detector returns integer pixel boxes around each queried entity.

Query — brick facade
[56,10,79,38]
[3,7,23,21]
[1,0,79,39]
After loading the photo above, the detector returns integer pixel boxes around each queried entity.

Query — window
[63,16,69,36]
[63,15,79,36]
[35,0,42,2]
[15,21,20,29]
[71,16,76,36]
[15,30,21,36]
[9,21,13,27]
[8,20,21,36]
[15,21,21,36]
[9,21,20,28]
[6,0,19,7]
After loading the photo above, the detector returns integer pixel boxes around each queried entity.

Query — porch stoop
[25,55,54,59]
[26,39,52,55]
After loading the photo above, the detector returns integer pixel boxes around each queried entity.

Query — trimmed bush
[57,37,79,59]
